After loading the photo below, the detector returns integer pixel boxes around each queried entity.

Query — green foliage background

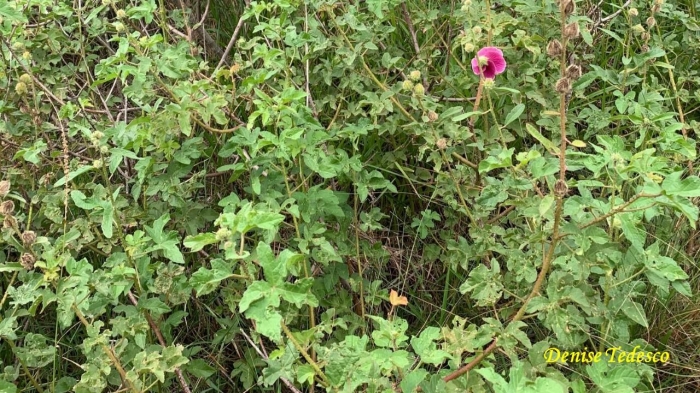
[1,0,700,391]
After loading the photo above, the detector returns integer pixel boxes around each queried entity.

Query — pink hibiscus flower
[471,47,506,79]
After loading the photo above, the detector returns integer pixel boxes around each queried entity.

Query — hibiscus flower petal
[471,58,481,75]
[482,63,496,79]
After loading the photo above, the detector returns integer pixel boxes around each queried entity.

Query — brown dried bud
[436,138,448,150]
[641,32,651,41]
[3,215,17,229]
[20,253,35,270]
[563,22,580,39]
[547,39,563,57]
[560,0,575,16]
[565,64,582,79]
[651,4,661,13]
[646,16,656,27]
[427,111,439,122]
[555,77,572,94]
[0,200,15,215]
[0,180,9,198]
[554,179,569,198]
[21,230,36,246]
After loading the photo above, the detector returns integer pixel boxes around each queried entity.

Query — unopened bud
[409,70,421,81]
[22,51,31,60]
[631,24,645,34]
[464,42,475,52]
[646,16,656,27]
[428,111,439,122]
[436,138,448,150]
[116,9,126,19]
[19,74,31,84]
[472,26,482,35]
[413,83,425,96]
[483,78,495,89]
[402,80,414,91]
[629,8,638,16]
[15,82,27,95]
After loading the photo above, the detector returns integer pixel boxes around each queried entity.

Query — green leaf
[190,259,238,296]
[54,166,95,187]
[184,359,217,378]
[183,233,218,252]
[525,123,558,155]
[503,104,525,127]
[620,299,648,327]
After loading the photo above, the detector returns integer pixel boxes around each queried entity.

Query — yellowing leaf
[571,139,587,148]
[389,289,408,306]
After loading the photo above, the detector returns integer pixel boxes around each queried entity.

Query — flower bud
[629,8,638,16]
[464,42,475,52]
[15,82,27,95]
[555,77,572,94]
[215,227,232,241]
[0,180,9,198]
[116,9,126,19]
[20,253,35,270]
[11,42,24,51]
[563,22,580,39]
[565,64,582,79]
[641,32,651,41]
[19,74,31,84]
[413,83,425,96]
[651,4,661,13]
[631,24,645,34]
[100,145,109,154]
[92,159,103,169]
[0,200,14,215]
[472,26,482,35]
[436,138,448,150]
[483,78,495,89]
[646,16,656,27]
[547,39,563,57]
[114,22,125,32]
[22,51,31,60]
[409,70,421,81]
[21,230,36,245]
[428,111,439,122]
[402,79,414,91]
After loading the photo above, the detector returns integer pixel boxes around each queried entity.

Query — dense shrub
[1,0,700,391]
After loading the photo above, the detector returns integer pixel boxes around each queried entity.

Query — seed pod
[21,230,36,246]
[563,22,580,39]
[3,215,17,229]
[560,0,575,16]
[555,77,572,94]
[554,179,569,198]
[646,16,656,27]
[547,40,563,57]
[0,200,14,215]
[20,253,35,270]
[566,64,582,79]
[0,180,9,198]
